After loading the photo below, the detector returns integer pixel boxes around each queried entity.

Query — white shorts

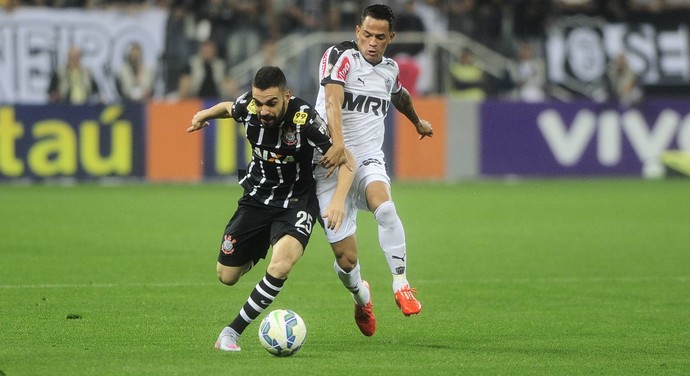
[315,151,390,243]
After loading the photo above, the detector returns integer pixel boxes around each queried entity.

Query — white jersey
[315,41,402,159]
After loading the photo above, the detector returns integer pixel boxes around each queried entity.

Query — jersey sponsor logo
[221,234,236,255]
[342,92,390,116]
[357,77,366,86]
[292,111,308,125]
[337,57,351,81]
[361,158,383,167]
[253,147,296,164]
[282,126,298,146]
[321,48,332,77]
[247,99,257,115]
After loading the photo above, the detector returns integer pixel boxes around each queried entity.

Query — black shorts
[217,191,323,267]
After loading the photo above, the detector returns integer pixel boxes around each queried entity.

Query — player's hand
[187,113,209,133]
[415,119,433,140]
[322,202,345,232]
[320,144,353,177]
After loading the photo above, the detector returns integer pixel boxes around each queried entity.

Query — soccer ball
[258,309,307,357]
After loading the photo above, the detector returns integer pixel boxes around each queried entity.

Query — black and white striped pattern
[228,272,285,334]
[230,91,332,208]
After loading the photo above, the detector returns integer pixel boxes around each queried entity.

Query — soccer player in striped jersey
[314,4,434,336]
[187,66,354,351]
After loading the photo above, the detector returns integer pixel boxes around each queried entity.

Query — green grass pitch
[1,179,689,375]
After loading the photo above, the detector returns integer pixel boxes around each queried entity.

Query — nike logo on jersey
[342,92,390,116]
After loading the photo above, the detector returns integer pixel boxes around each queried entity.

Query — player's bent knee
[374,201,398,227]
[330,236,358,271]
[216,263,244,286]
[266,261,292,280]
[334,253,357,272]
[217,269,241,286]
[217,272,240,286]
[268,237,303,279]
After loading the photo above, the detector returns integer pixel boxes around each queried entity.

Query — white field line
[0,276,687,289]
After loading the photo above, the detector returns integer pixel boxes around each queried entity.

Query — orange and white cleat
[354,281,377,336]
[394,285,422,316]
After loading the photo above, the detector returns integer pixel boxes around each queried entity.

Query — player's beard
[260,100,287,128]
[260,114,277,127]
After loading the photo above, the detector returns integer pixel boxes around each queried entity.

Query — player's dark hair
[360,4,395,32]
[253,66,287,91]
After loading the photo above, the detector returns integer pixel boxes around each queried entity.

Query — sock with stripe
[334,261,370,306]
[228,271,285,335]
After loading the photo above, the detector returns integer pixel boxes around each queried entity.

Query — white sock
[374,201,408,289]
[392,273,409,293]
[334,261,370,306]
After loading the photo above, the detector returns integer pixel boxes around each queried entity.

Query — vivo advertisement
[3,99,690,181]
[480,100,690,176]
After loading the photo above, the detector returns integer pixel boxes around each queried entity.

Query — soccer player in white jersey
[314,4,434,336]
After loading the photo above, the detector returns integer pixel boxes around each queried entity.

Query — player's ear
[389,31,396,42]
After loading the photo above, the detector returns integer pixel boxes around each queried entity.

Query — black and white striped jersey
[231,91,332,208]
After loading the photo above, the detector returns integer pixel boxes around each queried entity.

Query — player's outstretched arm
[186,101,234,133]
[322,148,356,232]
[391,87,434,140]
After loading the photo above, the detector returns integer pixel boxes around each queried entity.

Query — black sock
[228,271,285,334]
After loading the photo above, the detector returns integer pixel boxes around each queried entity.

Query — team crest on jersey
[385,77,393,92]
[247,99,257,114]
[221,234,236,255]
[282,126,298,146]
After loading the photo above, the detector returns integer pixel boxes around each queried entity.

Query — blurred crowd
[3,0,689,104]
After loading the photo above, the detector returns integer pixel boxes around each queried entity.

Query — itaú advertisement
[480,100,690,177]
[0,105,145,180]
